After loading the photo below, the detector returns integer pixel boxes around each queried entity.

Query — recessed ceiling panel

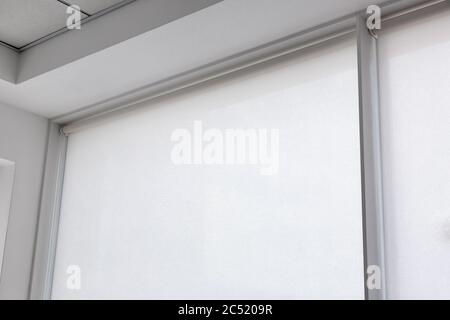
[0,0,86,48]
[66,0,128,15]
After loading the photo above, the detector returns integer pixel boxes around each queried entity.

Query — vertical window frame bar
[356,13,387,300]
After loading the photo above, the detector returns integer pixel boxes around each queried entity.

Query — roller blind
[52,36,364,299]
[379,9,450,299]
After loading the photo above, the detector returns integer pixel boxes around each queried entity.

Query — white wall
[0,102,48,299]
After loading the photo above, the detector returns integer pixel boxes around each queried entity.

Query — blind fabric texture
[52,37,364,299]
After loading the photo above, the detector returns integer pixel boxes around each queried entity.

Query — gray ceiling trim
[0,43,19,83]
[0,0,222,84]
[16,0,223,83]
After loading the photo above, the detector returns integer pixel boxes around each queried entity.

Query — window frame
[29,0,449,300]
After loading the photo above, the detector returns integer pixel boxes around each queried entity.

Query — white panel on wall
[52,36,363,299]
[379,9,450,299]
[0,103,49,300]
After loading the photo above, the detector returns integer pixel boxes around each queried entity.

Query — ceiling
[0,0,128,49]
[0,0,394,120]
[65,0,127,14]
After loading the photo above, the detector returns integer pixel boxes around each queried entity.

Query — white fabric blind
[52,37,364,299]
[379,9,450,299]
